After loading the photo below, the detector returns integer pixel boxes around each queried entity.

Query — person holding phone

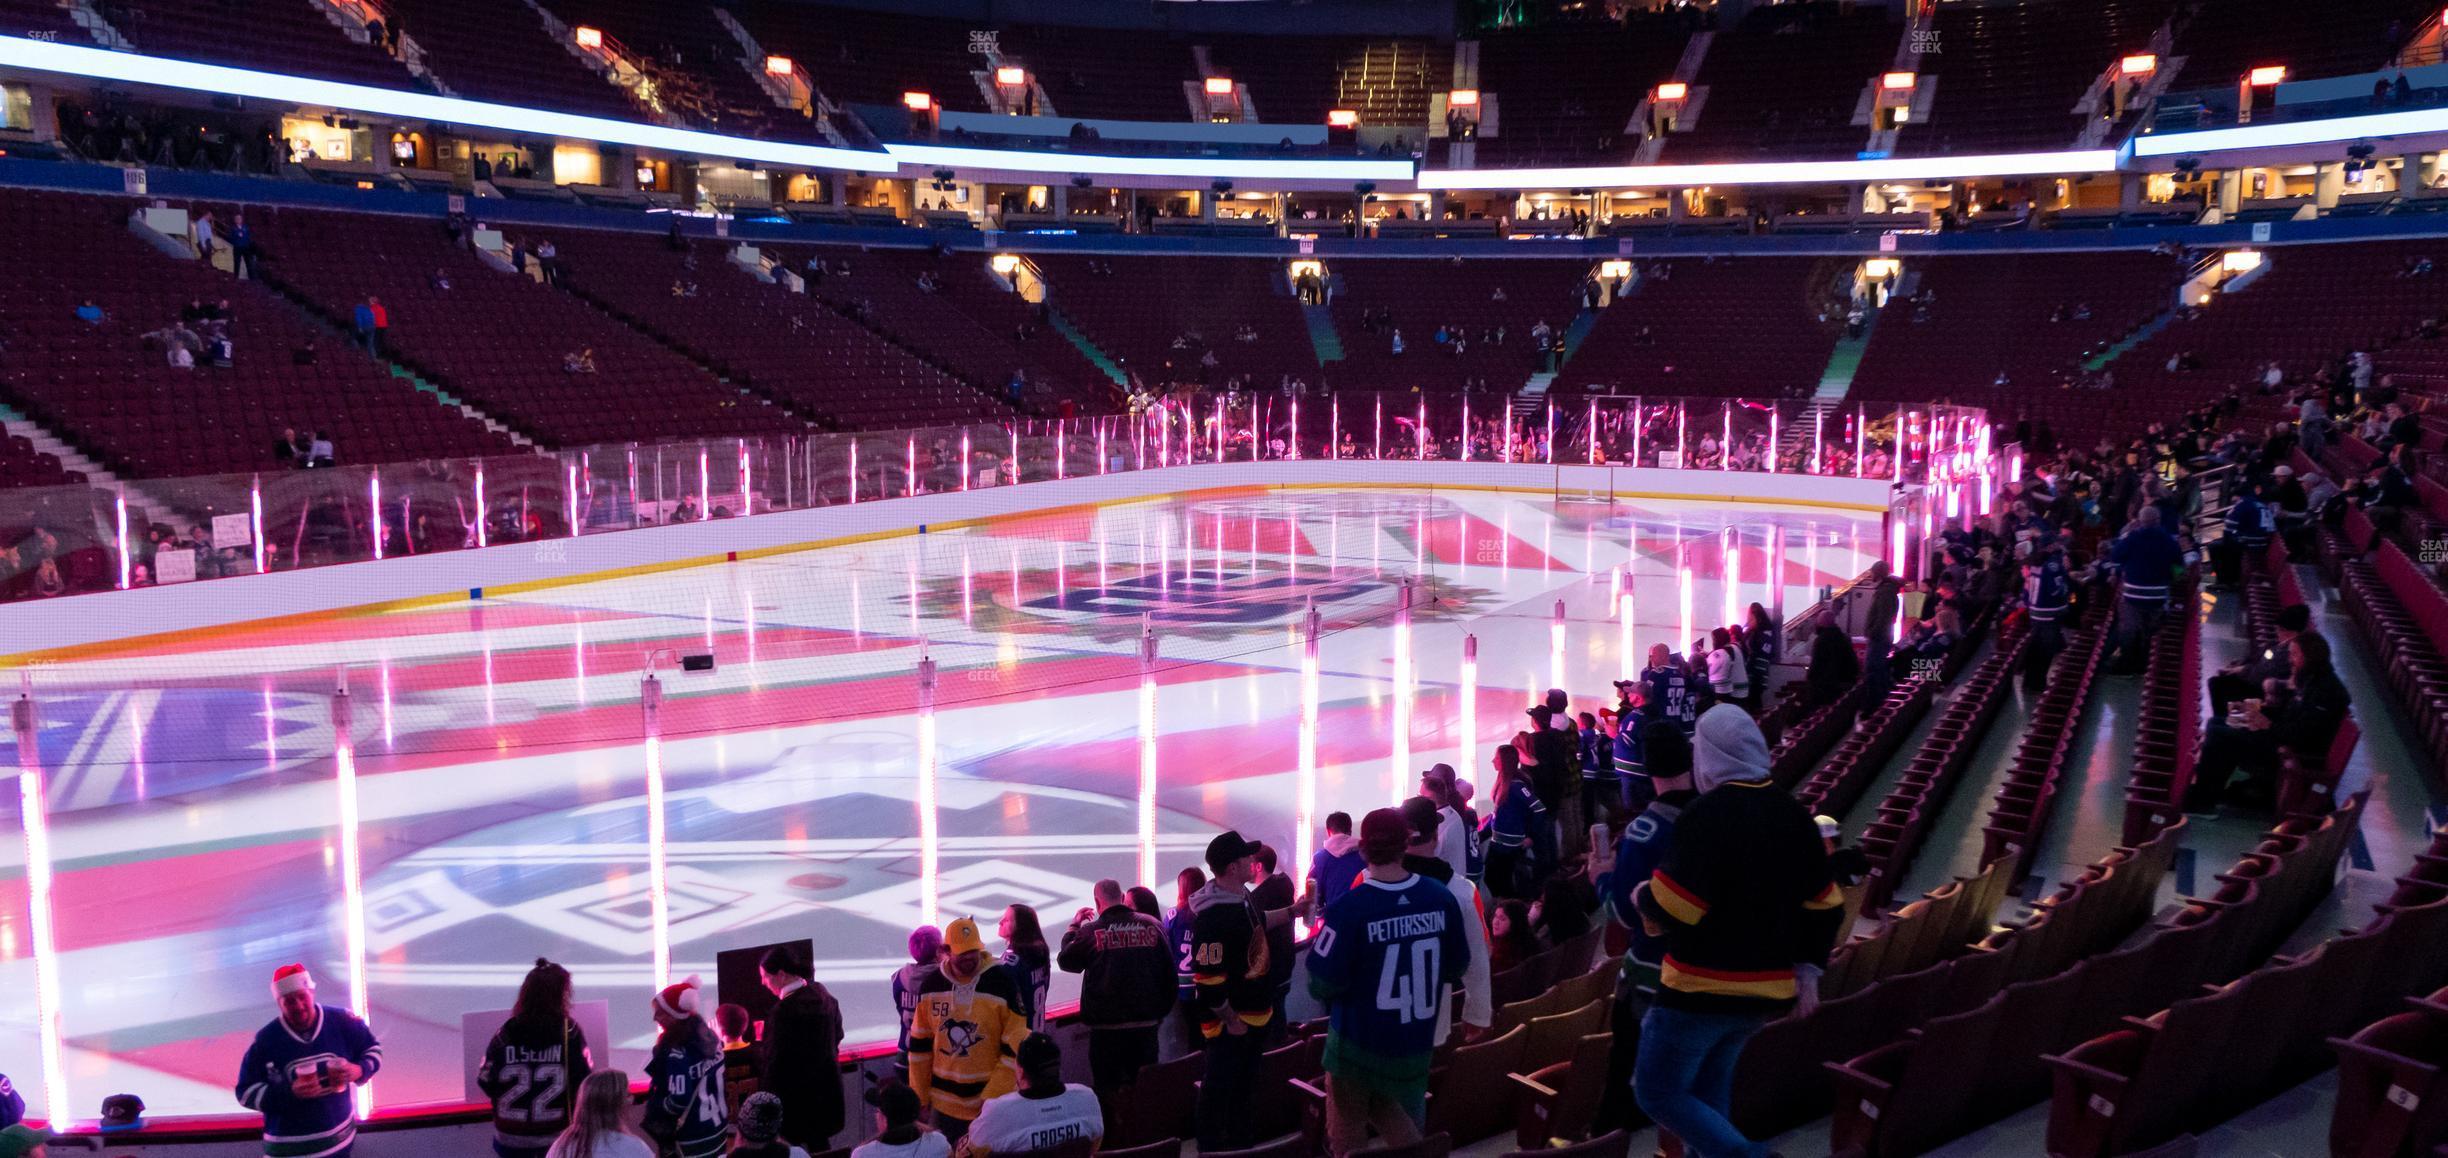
[2208,604,2307,719]
[235,965,382,1158]
[2187,631,2352,814]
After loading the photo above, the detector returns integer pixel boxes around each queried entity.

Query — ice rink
[0,484,1883,1117]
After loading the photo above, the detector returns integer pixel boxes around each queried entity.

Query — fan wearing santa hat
[641,976,729,1158]
[233,964,382,1158]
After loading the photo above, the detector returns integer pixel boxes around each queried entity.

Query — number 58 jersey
[1305,873,1469,1077]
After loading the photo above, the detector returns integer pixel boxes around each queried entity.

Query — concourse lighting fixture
[764,55,794,77]
[2221,248,2264,272]
[2248,65,2288,86]
[573,25,602,49]
[1448,89,1480,107]
[990,253,1021,274]
[903,90,933,111]
[1420,148,2117,189]
[1882,71,1917,91]
[1654,82,1689,101]
[2121,54,2159,76]
[0,34,890,171]
[1327,109,1360,127]
[995,66,1028,87]
[1205,76,1235,96]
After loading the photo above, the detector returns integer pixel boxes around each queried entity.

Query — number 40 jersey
[1305,873,1469,1083]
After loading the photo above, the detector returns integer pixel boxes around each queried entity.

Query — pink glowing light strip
[916,656,940,925]
[1297,607,1322,877]
[1416,400,1427,460]
[1374,396,1384,461]
[1461,398,1472,462]
[1895,408,1908,484]
[13,691,69,1122]
[640,675,673,984]
[1854,406,1866,478]
[250,477,266,573]
[1588,399,1599,464]
[1138,621,1160,889]
[114,490,129,589]
[699,447,711,518]
[960,432,972,491]
[1458,632,1477,782]
[1390,583,1412,804]
[1618,571,1636,680]
[1330,397,1340,460]
[1290,400,1302,460]
[330,686,374,1115]
[905,439,917,498]
[476,463,491,546]
[738,441,752,516]
[369,475,384,560]
[1722,526,1741,629]
[1811,408,1823,475]
[1769,407,1781,473]
[1545,401,1556,465]
[566,461,581,535]
[1721,404,1731,473]
[849,440,859,504]
[1550,598,1567,691]
[1677,542,1694,657]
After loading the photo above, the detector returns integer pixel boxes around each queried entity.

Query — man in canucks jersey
[234,964,382,1158]
[1306,808,1469,1157]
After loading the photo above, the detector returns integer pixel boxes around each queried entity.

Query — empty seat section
[731,2,990,114]
[105,0,418,90]
[386,0,644,119]
[1666,3,1899,162]
[1036,255,1317,388]
[1327,259,1590,392]
[1204,36,1440,129]
[2172,0,2432,93]
[1559,257,1844,399]
[250,211,798,446]
[783,245,1114,417]
[1901,0,2179,156]
[0,0,88,40]
[1852,251,2186,413]
[0,189,511,478]
[995,24,1196,122]
[1470,16,1691,166]
[545,230,1006,430]
[541,0,810,138]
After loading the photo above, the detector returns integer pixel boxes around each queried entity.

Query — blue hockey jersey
[0,1070,22,1129]
[1605,792,1693,985]
[2024,557,2072,624]
[234,1006,383,1158]
[644,1021,729,1158]
[1640,665,1697,735]
[1306,873,1468,1087]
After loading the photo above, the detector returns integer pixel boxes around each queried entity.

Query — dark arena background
[0,0,2444,1154]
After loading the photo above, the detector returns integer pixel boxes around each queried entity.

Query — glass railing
[0,396,1988,604]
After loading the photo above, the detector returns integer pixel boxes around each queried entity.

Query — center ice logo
[908,560,1487,643]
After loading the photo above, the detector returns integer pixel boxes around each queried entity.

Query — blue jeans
[1633,1004,1771,1158]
